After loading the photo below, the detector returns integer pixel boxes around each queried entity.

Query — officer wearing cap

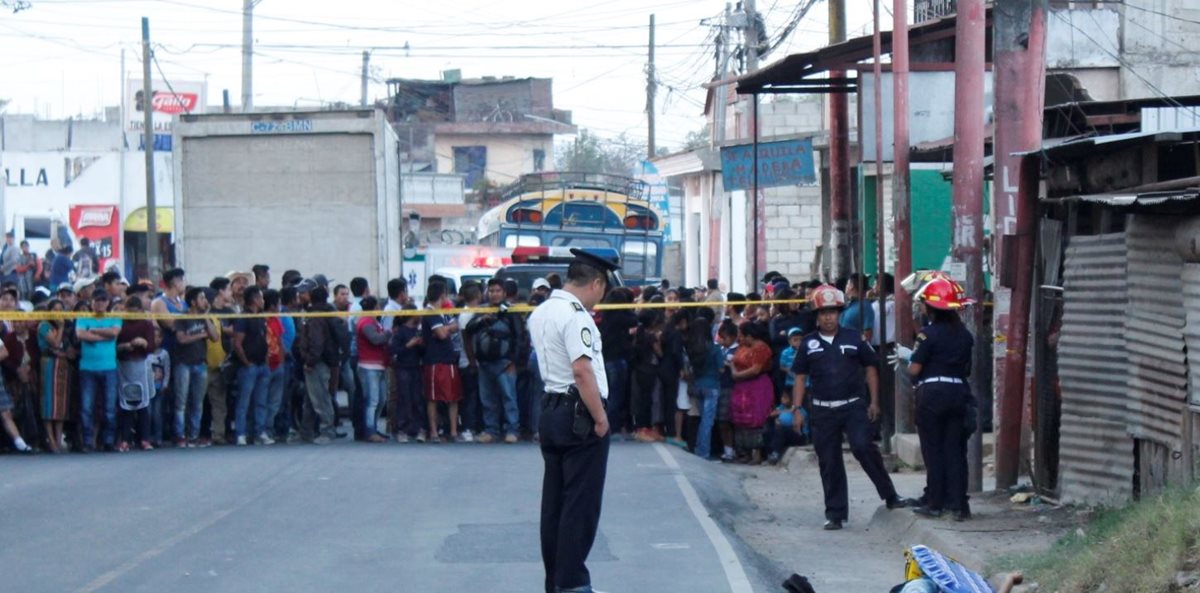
[527,248,617,593]
[791,284,914,530]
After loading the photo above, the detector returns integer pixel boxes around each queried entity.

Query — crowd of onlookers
[0,251,895,466]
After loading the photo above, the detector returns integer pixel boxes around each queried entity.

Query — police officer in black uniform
[527,249,617,593]
[894,276,975,521]
[792,284,915,530]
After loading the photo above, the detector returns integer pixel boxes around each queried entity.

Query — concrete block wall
[764,183,823,282]
[1120,1,1200,98]
[759,95,825,137]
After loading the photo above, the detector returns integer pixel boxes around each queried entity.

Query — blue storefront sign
[633,160,672,241]
[719,138,816,191]
[136,133,173,152]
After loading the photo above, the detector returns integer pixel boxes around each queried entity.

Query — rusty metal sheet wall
[1125,215,1188,448]
[1057,232,1134,504]
[1183,264,1200,408]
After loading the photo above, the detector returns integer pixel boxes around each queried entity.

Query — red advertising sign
[151,91,199,115]
[69,205,121,273]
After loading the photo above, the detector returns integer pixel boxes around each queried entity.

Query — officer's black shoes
[952,510,971,522]
[783,574,818,593]
[823,519,844,530]
[886,496,918,510]
[912,506,943,519]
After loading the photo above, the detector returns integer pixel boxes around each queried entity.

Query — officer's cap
[295,278,318,294]
[569,248,621,273]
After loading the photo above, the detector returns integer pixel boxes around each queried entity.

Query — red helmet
[916,277,974,310]
[809,284,846,311]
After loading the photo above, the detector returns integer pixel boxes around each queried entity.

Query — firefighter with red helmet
[893,276,976,521]
[791,284,916,530]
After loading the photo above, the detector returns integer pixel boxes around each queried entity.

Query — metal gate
[1125,216,1188,449]
[1056,232,1134,504]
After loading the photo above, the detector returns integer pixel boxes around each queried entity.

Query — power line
[1051,10,1200,118]
[1121,1,1200,26]
[1114,4,1197,54]
[146,0,705,34]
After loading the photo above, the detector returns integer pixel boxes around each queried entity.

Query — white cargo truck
[172,109,402,287]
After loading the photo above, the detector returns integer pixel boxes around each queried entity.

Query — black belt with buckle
[542,390,579,409]
[542,388,607,407]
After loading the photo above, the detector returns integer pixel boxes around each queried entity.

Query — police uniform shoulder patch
[571,302,585,312]
[581,327,593,348]
[807,339,821,350]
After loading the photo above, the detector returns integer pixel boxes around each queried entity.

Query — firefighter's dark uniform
[793,328,903,524]
[911,320,974,514]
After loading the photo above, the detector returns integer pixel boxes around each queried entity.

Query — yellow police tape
[0,299,812,322]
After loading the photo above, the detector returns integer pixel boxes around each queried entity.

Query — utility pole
[951,0,987,493]
[871,0,890,449]
[828,0,852,279]
[241,0,255,112]
[744,0,760,71]
[361,50,370,108]
[713,3,734,288]
[745,0,762,287]
[119,48,128,238]
[141,17,160,284]
[993,0,1048,490]
[647,14,656,159]
[893,0,916,436]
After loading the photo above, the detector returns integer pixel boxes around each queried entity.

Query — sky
[0,0,881,151]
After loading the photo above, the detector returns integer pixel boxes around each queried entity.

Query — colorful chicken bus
[475,172,663,284]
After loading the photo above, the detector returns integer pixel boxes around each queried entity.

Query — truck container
[172,109,401,287]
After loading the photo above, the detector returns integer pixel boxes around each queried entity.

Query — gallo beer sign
[125,78,205,135]
[69,205,121,273]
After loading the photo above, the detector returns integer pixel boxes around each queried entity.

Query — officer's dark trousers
[811,400,897,521]
[915,385,968,512]
[540,394,610,593]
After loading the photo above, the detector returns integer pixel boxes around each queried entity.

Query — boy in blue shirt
[764,391,808,464]
[779,327,803,396]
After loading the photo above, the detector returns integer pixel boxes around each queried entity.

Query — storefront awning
[125,207,174,233]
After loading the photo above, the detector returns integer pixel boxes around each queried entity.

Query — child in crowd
[715,319,739,461]
[762,391,808,465]
[779,327,803,400]
[389,304,424,442]
[147,326,171,447]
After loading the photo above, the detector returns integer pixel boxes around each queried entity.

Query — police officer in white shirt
[527,248,617,593]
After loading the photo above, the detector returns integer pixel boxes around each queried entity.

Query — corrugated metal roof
[1057,232,1134,504]
[1019,129,1200,160]
[1063,190,1200,206]
[1184,265,1200,408]
[1124,215,1188,449]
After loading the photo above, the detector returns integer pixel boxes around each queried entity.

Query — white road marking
[653,443,754,593]
[650,542,692,550]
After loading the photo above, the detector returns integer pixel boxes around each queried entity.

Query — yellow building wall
[434,134,554,186]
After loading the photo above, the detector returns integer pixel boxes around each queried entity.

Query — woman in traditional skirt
[38,299,72,452]
[728,321,776,464]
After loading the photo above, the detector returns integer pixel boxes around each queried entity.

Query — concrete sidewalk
[724,444,1082,590]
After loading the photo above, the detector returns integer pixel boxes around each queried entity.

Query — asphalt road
[0,438,778,593]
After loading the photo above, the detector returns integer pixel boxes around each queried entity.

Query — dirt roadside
[720,446,1084,591]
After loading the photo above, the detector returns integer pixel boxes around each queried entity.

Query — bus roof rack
[500,172,649,202]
